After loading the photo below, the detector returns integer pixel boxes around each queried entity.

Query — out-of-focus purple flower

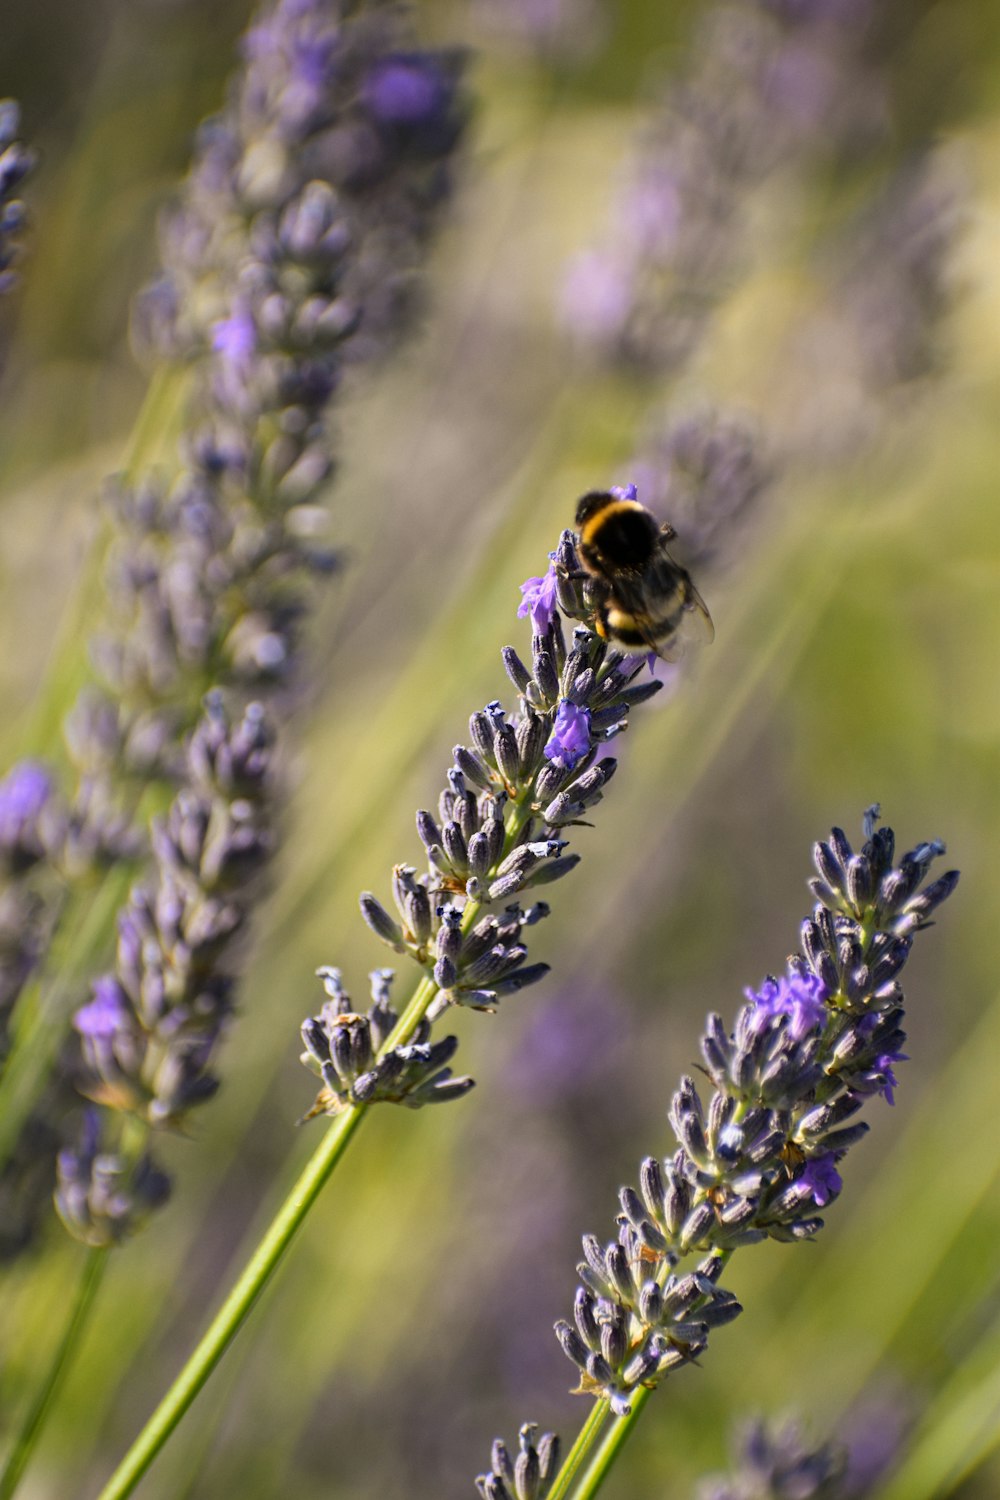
[0,761,55,872]
[0,762,51,838]
[747,967,828,1041]
[74,976,129,1039]
[55,1107,171,1249]
[609,482,637,502]
[364,53,458,146]
[544,700,591,770]
[211,304,257,367]
[517,558,559,635]
[800,1153,843,1207]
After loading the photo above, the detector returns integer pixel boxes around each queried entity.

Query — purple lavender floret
[74,976,130,1040]
[544,700,592,771]
[554,810,957,1417]
[747,968,828,1042]
[799,1154,843,1208]
[517,559,559,635]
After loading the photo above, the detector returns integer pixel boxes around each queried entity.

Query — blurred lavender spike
[696,1416,848,1500]
[0,99,35,295]
[101,0,465,764]
[42,0,467,1246]
[561,0,887,372]
[58,697,275,1240]
[554,811,957,1417]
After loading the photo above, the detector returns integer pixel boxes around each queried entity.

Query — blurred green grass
[1,2,999,1498]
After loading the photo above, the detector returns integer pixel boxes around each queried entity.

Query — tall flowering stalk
[0,0,467,1254]
[86,506,710,1499]
[476,809,956,1500]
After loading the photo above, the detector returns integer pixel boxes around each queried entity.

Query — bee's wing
[641,550,714,660]
[681,575,715,644]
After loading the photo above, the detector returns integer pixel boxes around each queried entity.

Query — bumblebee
[574,489,714,660]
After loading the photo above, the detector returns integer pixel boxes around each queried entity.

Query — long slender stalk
[546,1401,612,1500]
[563,1388,652,1500]
[95,1102,369,1500]
[0,1248,108,1500]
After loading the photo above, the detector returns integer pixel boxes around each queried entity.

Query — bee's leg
[659,521,677,541]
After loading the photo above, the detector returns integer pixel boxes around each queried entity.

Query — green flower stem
[0,1247,109,1500]
[95,1102,368,1500]
[546,1401,612,1500]
[567,1388,653,1500]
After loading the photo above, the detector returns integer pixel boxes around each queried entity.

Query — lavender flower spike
[551,810,957,1420]
[302,513,683,1114]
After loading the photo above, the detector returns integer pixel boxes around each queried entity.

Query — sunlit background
[1,0,998,1496]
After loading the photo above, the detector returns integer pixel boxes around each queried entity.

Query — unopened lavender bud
[501,645,532,695]
[432,953,456,990]
[469,711,498,765]
[522,854,580,890]
[531,647,560,705]
[359,892,405,951]
[846,854,874,909]
[415,810,442,853]
[454,745,493,791]
[493,723,521,785]
[442,821,469,874]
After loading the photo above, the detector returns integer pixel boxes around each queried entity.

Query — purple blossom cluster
[550,810,956,1416]
[0,99,34,296]
[301,518,673,1115]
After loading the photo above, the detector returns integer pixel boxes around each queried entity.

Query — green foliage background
[0,0,998,1496]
